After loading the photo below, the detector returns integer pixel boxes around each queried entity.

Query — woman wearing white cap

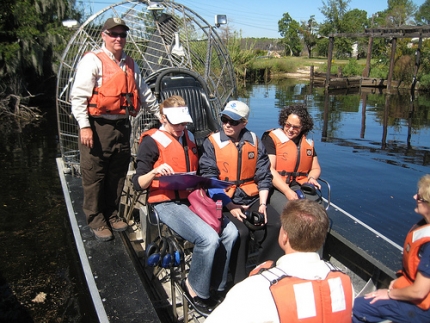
[199,100,284,284]
[132,95,238,315]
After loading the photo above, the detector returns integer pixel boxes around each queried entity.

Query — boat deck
[57,158,165,323]
[325,204,402,295]
[58,156,403,322]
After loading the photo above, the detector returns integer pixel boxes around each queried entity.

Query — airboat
[55,1,402,322]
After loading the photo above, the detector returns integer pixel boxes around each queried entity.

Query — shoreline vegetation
[238,56,420,90]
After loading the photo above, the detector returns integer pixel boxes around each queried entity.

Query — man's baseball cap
[221,101,250,120]
[102,18,129,31]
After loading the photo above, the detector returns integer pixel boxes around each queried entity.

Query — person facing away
[131,95,238,316]
[199,100,284,284]
[205,199,354,323]
[70,17,160,242]
[352,174,430,323]
[261,104,322,215]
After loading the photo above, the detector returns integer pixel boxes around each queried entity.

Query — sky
[89,0,426,38]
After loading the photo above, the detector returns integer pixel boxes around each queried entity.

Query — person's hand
[258,204,268,224]
[364,289,390,304]
[80,127,93,148]
[307,177,321,189]
[285,189,299,200]
[227,202,248,222]
[152,163,175,176]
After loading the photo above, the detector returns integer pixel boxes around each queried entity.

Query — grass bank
[248,56,368,78]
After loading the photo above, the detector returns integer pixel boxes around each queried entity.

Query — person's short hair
[160,95,186,112]
[278,104,314,135]
[280,199,329,252]
[160,95,193,124]
[418,174,430,202]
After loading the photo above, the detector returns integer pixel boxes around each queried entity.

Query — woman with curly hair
[261,104,322,215]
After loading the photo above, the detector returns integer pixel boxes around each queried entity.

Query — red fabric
[188,188,223,234]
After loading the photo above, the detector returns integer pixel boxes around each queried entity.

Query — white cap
[163,107,193,124]
[222,101,250,120]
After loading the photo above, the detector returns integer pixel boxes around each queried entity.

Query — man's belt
[91,117,129,126]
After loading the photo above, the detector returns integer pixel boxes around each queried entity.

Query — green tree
[384,0,417,26]
[0,0,78,95]
[318,1,368,58]
[319,0,351,33]
[415,0,430,24]
[278,13,302,56]
[341,9,368,57]
[300,15,318,58]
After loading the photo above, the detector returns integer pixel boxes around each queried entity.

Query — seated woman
[261,104,322,215]
[199,100,284,284]
[131,95,238,315]
[352,174,430,323]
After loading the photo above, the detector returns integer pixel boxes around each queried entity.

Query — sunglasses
[417,192,429,203]
[284,121,302,131]
[221,116,241,126]
[104,30,127,39]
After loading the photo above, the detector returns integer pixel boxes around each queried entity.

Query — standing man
[71,17,160,241]
[205,199,354,323]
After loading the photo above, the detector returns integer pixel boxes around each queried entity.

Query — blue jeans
[352,296,430,323]
[154,201,238,299]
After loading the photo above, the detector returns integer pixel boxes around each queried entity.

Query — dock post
[325,36,334,89]
[386,37,397,92]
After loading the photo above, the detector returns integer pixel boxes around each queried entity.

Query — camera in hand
[244,211,265,231]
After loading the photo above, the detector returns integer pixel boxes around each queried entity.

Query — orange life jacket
[208,132,259,198]
[266,129,314,185]
[87,51,140,116]
[393,222,430,310]
[250,260,353,323]
[140,129,199,203]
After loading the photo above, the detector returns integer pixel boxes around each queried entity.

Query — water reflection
[240,79,430,245]
[0,102,96,321]
[248,80,430,164]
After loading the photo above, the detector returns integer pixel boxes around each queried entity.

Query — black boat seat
[153,68,221,151]
[125,67,222,320]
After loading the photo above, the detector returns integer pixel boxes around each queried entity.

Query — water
[240,80,430,246]
[1,81,429,320]
[0,100,96,322]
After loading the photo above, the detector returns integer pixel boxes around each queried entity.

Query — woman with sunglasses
[199,101,283,284]
[261,104,322,215]
[352,174,430,323]
[132,96,238,315]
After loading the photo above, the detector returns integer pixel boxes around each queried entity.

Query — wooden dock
[311,70,399,90]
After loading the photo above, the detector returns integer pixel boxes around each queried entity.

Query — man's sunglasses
[221,116,241,126]
[104,30,127,39]
[417,192,429,203]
